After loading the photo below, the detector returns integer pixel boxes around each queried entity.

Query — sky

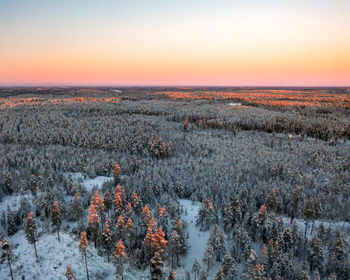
[0,0,349,86]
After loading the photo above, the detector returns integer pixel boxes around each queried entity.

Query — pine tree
[266,189,277,213]
[154,227,167,253]
[168,269,177,280]
[192,259,201,280]
[1,238,14,280]
[25,212,38,262]
[71,192,83,221]
[117,213,124,235]
[92,190,105,228]
[304,198,315,237]
[125,217,134,253]
[30,174,37,197]
[308,235,324,272]
[209,224,225,261]
[51,201,62,242]
[113,164,121,186]
[291,186,301,223]
[172,219,186,255]
[311,198,322,235]
[282,227,293,253]
[214,266,224,280]
[114,192,123,218]
[142,204,152,230]
[87,201,99,247]
[104,191,112,217]
[78,232,90,280]
[114,239,126,280]
[102,218,114,262]
[222,203,233,231]
[6,205,16,236]
[150,252,163,280]
[232,196,242,224]
[169,230,181,268]
[313,268,320,280]
[65,265,75,280]
[203,243,214,272]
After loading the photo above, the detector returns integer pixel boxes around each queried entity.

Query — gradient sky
[0,0,349,86]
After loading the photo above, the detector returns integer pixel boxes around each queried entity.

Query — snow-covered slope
[1,230,146,280]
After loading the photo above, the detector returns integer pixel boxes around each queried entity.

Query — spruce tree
[102,218,114,262]
[1,238,14,280]
[214,266,224,280]
[114,239,126,280]
[25,212,38,262]
[71,192,83,221]
[304,198,315,237]
[78,231,90,280]
[168,269,177,280]
[192,259,201,280]
[150,252,163,280]
[113,164,121,186]
[65,265,75,280]
[51,201,62,242]
[6,205,16,236]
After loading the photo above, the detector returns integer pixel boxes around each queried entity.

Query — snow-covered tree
[51,201,62,242]
[24,212,38,262]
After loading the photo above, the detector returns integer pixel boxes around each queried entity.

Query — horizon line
[0,84,349,89]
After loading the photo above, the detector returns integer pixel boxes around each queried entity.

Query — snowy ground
[1,230,147,280]
[178,199,221,278]
[71,172,113,191]
[281,216,350,240]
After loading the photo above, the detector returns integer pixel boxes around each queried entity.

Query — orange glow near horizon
[1,1,350,86]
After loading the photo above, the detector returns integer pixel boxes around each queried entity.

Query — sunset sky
[0,0,349,86]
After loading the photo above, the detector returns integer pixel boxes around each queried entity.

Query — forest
[0,87,350,280]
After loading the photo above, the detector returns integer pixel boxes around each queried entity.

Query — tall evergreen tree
[6,205,16,236]
[114,239,126,280]
[78,232,90,280]
[1,238,14,280]
[304,198,315,237]
[51,201,62,242]
[150,252,163,280]
[24,212,38,262]
[102,218,114,262]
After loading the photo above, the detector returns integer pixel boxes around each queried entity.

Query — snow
[281,216,350,240]
[179,199,221,278]
[71,173,113,191]
[110,89,122,93]
[228,103,242,106]
[179,199,209,270]
[0,194,32,213]
[1,230,146,280]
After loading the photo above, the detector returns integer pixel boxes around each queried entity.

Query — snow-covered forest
[1,87,350,280]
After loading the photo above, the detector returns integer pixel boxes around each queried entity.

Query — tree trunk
[84,253,90,280]
[57,227,60,242]
[8,258,14,280]
[33,241,39,262]
[311,220,315,235]
[304,220,308,237]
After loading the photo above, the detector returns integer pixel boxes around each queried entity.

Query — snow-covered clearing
[228,103,242,106]
[71,173,113,191]
[179,199,221,278]
[1,230,146,280]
